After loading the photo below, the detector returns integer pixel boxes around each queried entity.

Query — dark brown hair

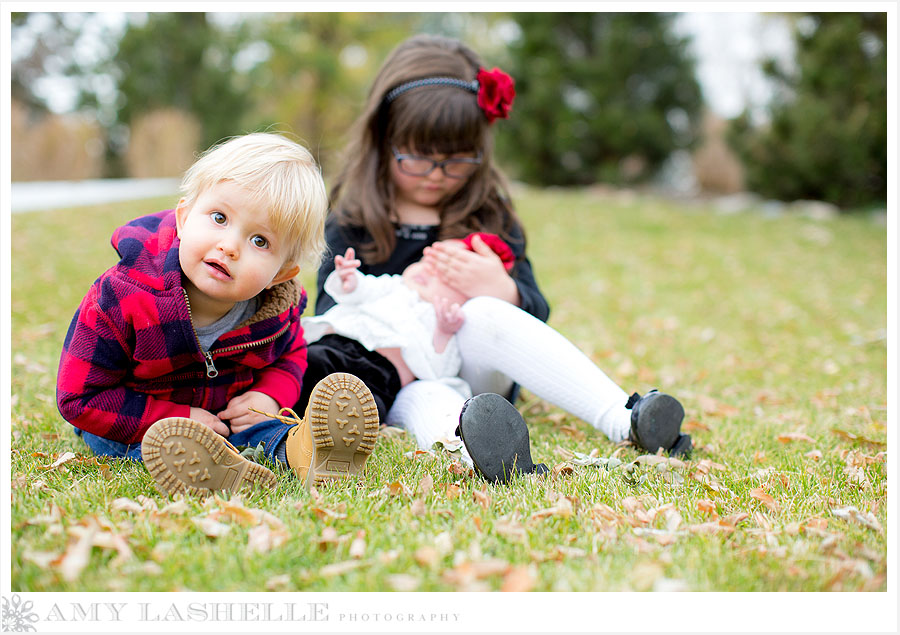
[329,34,522,263]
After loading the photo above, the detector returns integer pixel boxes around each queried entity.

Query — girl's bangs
[390,89,485,155]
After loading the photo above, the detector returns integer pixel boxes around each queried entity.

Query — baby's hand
[334,247,361,293]
[435,297,465,335]
[217,391,280,434]
[189,407,230,437]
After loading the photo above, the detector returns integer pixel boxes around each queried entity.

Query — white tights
[385,296,633,454]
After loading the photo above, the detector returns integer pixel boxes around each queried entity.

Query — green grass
[9,187,888,592]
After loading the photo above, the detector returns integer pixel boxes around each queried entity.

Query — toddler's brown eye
[252,236,269,249]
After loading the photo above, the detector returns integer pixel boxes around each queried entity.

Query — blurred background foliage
[10,11,888,211]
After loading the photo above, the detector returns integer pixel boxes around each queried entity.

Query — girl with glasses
[297,34,689,483]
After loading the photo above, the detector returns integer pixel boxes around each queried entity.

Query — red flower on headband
[476,67,515,124]
[461,232,516,271]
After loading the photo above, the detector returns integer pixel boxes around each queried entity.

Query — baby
[302,233,514,398]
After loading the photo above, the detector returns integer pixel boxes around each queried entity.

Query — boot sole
[635,394,684,453]
[458,393,540,484]
[305,372,379,488]
[142,417,277,497]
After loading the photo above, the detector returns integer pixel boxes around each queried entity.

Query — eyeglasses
[391,147,482,179]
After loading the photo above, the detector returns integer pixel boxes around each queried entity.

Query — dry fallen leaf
[320,560,366,578]
[53,520,96,581]
[192,516,231,538]
[417,474,434,496]
[777,431,817,444]
[349,531,366,559]
[749,488,781,513]
[831,428,886,449]
[438,482,462,499]
[473,487,491,510]
[501,565,536,591]
[697,499,718,516]
[246,524,288,554]
[387,573,421,591]
[831,506,883,532]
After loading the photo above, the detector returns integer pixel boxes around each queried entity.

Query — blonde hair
[180,132,327,270]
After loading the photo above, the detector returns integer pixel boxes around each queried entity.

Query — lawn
[8,185,889,598]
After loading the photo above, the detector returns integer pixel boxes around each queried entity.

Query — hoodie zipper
[181,289,291,379]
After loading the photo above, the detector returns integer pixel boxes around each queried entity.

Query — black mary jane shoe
[456,393,549,484]
[626,390,692,458]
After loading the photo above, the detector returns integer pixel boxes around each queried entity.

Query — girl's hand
[189,407,230,437]
[423,235,521,305]
[217,391,280,434]
[334,247,361,293]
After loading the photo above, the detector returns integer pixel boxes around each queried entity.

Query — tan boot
[284,372,379,488]
[142,417,277,497]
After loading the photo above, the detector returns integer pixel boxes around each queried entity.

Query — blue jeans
[74,419,294,464]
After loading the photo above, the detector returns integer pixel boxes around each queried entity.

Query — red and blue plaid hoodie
[57,210,308,444]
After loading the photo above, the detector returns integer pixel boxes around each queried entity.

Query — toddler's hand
[217,391,280,434]
[434,297,465,335]
[334,247,361,293]
[189,407,230,437]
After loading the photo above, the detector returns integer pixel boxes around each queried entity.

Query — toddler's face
[176,180,296,310]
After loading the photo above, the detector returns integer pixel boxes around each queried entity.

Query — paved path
[10,178,180,213]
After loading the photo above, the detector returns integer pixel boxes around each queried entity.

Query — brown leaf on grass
[697,395,739,417]
[551,462,574,478]
[23,549,58,569]
[111,498,145,515]
[192,516,231,538]
[697,499,718,516]
[246,524,289,554]
[473,487,491,510]
[831,506,883,532]
[447,461,468,475]
[805,450,823,461]
[559,423,586,440]
[320,560,367,578]
[831,428,885,449]
[317,527,340,550]
[688,520,736,535]
[531,497,574,520]
[437,482,462,500]
[386,480,412,497]
[777,431,816,444]
[682,419,710,432]
[417,474,434,496]
[442,559,511,587]
[501,565,536,592]
[349,531,366,559]
[414,546,440,567]
[53,519,97,581]
[590,503,624,525]
[378,424,406,439]
[749,488,781,513]
[494,519,528,542]
[410,496,426,517]
[753,451,767,464]
[27,503,65,526]
[38,451,77,471]
[387,574,421,591]
[308,505,348,520]
[266,574,291,590]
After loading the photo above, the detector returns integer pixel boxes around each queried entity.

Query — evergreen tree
[498,13,703,186]
[728,13,887,209]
